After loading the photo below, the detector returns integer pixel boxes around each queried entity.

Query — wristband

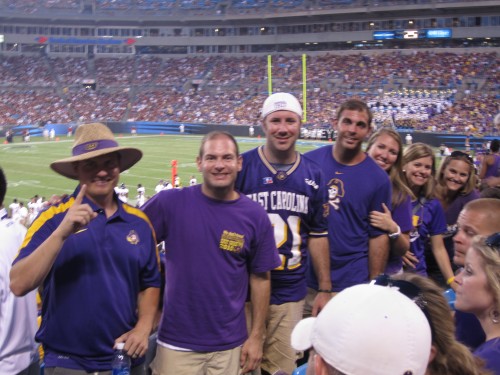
[317,289,332,293]
[388,225,401,240]
[446,276,455,285]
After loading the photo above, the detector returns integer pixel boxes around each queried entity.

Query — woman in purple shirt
[366,128,413,275]
[401,143,455,286]
[455,233,500,375]
[428,151,479,286]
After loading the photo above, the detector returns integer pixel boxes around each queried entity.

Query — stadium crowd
[2,93,500,375]
[0,51,498,133]
[1,0,479,16]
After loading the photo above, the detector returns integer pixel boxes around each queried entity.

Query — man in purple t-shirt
[142,131,280,375]
[304,99,391,297]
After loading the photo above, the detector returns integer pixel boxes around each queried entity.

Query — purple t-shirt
[385,195,413,275]
[455,310,485,350]
[304,146,392,292]
[484,154,500,178]
[142,185,280,352]
[235,146,329,305]
[408,197,447,275]
[474,337,500,374]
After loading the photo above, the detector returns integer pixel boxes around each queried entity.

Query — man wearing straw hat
[10,123,161,374]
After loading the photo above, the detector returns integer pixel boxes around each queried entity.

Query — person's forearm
[10,229,66,296]
[135,287,161,335]
[368,235,389,279]
[309,237,332,291]
[248,272,270,340]
[390,233,410,257]
[431,236,454,281]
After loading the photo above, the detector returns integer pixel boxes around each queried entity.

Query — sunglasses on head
[372,274,434,337]
[485,232,500,250]
[450,150,474,164]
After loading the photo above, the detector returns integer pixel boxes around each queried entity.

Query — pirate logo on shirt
[126,230,140,245]
[327,178,345,211]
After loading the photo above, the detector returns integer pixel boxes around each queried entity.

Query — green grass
[1,134,326,206]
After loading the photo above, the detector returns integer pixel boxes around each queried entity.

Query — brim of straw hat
[50,146,142,180]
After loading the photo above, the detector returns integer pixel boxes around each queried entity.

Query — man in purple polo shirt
[142,131,280,375]
[10,123,161,374]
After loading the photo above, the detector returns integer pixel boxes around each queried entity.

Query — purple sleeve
[249,209,281,274]
[429,199,447,236]
[141,190,169,242]
[368,176,392,238]
[392,196,413,233]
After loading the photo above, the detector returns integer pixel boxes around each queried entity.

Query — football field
[1,134,326,206]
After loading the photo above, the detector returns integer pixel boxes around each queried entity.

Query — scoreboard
[373,29,452,40]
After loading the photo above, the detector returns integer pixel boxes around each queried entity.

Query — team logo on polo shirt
[126,230,140,245]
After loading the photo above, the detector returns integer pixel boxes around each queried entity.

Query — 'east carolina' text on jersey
[236,146,329,304]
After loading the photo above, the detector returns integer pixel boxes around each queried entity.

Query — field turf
[0,134,327,206]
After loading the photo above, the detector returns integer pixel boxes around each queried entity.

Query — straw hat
[50,123,142,180]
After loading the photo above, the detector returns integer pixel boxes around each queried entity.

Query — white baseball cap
[261,92,302,119]
[291,284,431,375]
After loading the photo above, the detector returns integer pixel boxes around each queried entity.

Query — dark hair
[0,168,5,206]
[479,187,500,199]
[490,139,499,153]
[198,131,240,158]
[336,99,373,128]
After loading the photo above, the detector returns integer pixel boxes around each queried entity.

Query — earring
[491,310,499,324]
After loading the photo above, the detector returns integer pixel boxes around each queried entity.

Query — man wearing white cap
[291,284,432,375]
[236,93,331,375]
[10,123,161,374]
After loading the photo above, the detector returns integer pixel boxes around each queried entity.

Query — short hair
[463,198,500,228]
[479,187,500,199]
[403,143,437,199]
[490,139,499,153]
[336,99,373,128]
[0,168,6,206]
[198,131,239,158]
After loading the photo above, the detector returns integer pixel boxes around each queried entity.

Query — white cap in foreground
[291,284,431,375]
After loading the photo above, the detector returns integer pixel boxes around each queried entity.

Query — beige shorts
[245,300,305,375]
[150,344,242,375]
[302,287,318,319]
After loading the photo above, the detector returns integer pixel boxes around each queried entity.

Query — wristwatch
[388,225,401,239]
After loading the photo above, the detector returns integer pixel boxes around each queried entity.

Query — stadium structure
[0,0,498,147]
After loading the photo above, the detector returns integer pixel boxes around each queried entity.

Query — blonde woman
[426,151,480,286]
[402,143,455,289]
[367,128,413,274]
[391,273,491,375]
[455,233,500,374]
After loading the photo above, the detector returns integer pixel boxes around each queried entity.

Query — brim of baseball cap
[291,317,316,351]
[50,147,142,180]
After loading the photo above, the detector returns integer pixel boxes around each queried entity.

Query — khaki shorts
[302,288,318,319]
[150,344,241,375]
[245,300,305,375]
